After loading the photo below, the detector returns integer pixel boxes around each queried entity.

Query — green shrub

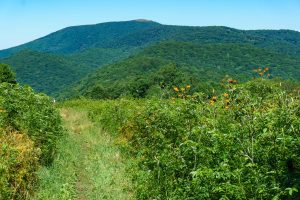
[0,131,40,200]
[85,79,300,199]
[0,83,63,165]
[0,63,16,84]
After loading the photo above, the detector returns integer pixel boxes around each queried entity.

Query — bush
[85,79,300,199]
[0,65,63,199]
[0,63,16,84]
[0,83,63,165]
[0,131,40,200]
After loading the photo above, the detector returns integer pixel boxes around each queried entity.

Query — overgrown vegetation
[0,63,16,84]
[64,78,300,199]
[0,64,63,199]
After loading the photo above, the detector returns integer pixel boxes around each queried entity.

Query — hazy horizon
[1,0,300,50]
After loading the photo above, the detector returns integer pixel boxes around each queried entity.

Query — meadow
[61,77,300,199]
[1,64,300,199]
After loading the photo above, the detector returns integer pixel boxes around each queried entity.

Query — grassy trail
[33,108,132,200]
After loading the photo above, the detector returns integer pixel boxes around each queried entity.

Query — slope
[64,42,300,99]
[0,48,133,95]
[0,20,161,57]
[0,50,80,95]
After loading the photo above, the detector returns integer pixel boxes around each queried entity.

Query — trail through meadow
[33,108,132,200]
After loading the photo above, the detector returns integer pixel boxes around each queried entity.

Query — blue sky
[1,0,300,50]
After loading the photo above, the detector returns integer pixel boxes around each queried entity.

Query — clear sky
[1,0,300,50]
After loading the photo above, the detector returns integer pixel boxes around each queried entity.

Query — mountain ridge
[1,20,300,58]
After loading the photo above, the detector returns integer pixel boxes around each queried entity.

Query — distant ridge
[1,20,300,58]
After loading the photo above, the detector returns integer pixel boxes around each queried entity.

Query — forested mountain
[0,20,160,57]
[62,41,300,99]
[1,48,133,95]
[2,20,300,58]
[0,20,299,96]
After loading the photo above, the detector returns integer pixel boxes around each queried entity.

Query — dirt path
[34,108,132,200]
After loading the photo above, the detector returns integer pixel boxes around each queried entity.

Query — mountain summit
[133,19,156,22]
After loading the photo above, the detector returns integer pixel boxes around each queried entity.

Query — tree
[0,64,16,84]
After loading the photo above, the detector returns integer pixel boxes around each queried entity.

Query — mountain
[0,20,161,57]
[0,48,134,95]
[62,41,300,99]
[0,50,80,94]
[0,20,300,96]
[2,21,300,58]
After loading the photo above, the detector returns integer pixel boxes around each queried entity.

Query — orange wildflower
[229,79,238,84]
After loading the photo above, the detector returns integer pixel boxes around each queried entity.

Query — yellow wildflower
[212,96,217,102]
[173,87,179,92]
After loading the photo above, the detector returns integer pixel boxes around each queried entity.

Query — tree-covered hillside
[0,48,134,95]
[62,42,300,99]
[0,50,81,95]
[0,20,161,57]
[1,21,300,57]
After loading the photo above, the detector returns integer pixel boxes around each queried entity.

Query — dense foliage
[0,63,16,84]
[0,83,63,165]
[0,48,134,95]
[65,79,300,199]
[65,42,300,100]
[0,131,40,200]
[0,70,63,199]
